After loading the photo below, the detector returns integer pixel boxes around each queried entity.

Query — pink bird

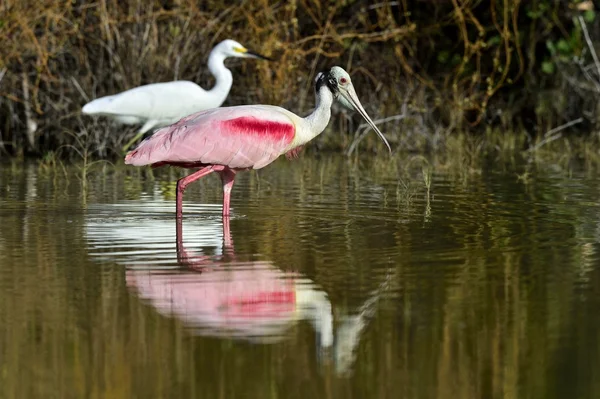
[124,66,391,218]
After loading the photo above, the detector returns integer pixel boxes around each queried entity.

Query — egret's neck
[296,86,334,146]
[206,50,233,107]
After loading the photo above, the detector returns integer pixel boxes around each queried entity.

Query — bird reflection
[127,216,333,348]
[334,272,392,376]
[85,201,391,376]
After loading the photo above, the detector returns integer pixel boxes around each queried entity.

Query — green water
[1,155,599,398]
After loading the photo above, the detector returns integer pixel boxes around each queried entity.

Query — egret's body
[82,39,270,150]
[84,81,224,132]
[125,66,391,218]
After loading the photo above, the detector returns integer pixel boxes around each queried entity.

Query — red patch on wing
[221,117,294,143]
[222,290,296,318]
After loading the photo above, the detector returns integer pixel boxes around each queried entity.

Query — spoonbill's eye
[340,77,348,84]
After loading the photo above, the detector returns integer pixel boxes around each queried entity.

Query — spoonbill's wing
[125,105,298,170]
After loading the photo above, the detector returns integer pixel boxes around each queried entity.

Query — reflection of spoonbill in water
[125,66,391,218]
[126,216,334,346]
[81,39,271,151]
[84,204,392,375]
[334,272,393,376]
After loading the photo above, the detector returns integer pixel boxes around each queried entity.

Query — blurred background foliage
[0,0,599,158]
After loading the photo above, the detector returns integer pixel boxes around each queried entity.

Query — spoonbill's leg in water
[175,213,233,264]
[175,165,238,218]
[219,169,237,218]
[176,166,216,219]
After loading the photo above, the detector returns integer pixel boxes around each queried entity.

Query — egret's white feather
[83,81,210,129]
[81,39,269,137]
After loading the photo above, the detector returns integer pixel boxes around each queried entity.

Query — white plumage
[81,39,271,149]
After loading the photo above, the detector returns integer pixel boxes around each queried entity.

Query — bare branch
[527,117,583,152]
[347,113,406,156]
[543,117,584,138]
[578,16,600,83]
[0,68,7,87]
[21,72,37,151]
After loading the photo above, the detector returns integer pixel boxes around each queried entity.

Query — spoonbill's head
[315,66,391,153]
[217,39,272,61]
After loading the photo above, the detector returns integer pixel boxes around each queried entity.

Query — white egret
[81,39,271,151]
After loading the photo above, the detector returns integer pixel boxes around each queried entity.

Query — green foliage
[584,10,596,22]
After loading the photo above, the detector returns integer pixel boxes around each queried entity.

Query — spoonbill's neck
[296,86,334,146]
[206,49,233,107]
[296,285,334,349]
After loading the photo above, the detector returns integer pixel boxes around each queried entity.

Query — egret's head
[217,39,272,61]
[315,66,391,153]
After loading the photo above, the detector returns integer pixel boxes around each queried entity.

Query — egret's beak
[338,85,391,153]
[246,51,273,61]
[234,46,272,61]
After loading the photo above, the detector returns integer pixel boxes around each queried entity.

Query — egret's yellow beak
[234,46,272,61]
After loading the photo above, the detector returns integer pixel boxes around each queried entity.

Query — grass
[1,1,599,159]
[16,126,599,203]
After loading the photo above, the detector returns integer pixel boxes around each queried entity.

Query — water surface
[1,156,599,398]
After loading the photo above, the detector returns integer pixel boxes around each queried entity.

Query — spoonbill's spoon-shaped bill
[315,68,391,152]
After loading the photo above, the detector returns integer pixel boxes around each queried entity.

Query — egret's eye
[339,77,348,84]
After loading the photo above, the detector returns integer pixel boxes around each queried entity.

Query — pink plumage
[124,104,300,218]
[124,105,296,170]
[126,264,298,331]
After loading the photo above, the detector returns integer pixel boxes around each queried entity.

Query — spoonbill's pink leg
[218,168,237,217]
[222,215,233,252]
[176,166,215,219]
[175,215,185,261]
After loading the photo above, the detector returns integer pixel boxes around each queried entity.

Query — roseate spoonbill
[81,39,271,151]
[124,66,391,219]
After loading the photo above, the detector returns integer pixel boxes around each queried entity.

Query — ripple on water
[3,159,600,395]
[85,200,225,266]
